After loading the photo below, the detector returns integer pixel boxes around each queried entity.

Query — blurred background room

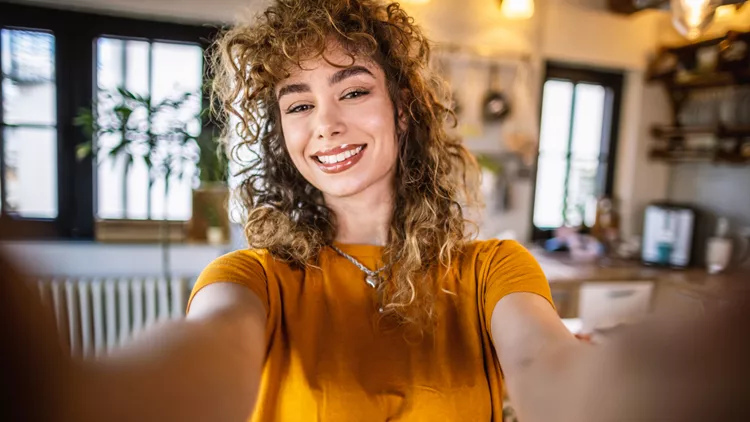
[0,0,748,416]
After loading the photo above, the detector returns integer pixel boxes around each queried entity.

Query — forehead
[280,47,381,83]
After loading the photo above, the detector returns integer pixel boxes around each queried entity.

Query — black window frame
[0,3,219,240]
[530,62,624,242]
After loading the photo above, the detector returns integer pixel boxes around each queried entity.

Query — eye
[342,89,370,100]
[286,104,313,114]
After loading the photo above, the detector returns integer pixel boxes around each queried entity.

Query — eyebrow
[277,83,310,100]
[276,65,375,101]
[328,65,374,85]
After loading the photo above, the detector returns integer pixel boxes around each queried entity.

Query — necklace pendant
[365,275,379,289]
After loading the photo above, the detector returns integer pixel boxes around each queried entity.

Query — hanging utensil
[482,63,511,123]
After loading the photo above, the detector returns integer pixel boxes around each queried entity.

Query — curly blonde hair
[212,0,480,327]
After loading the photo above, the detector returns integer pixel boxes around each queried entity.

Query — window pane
[4,126,57,218]
[96,38,124,91]
[149,161,196,221]
[538,80,573,155]
[126,40,149,97]
[151,42,203,104]
[1,29,56,126]
[570,83,606,160]
[150,42,203,141]
[95,39,203,221]
[533,154,567,229]
[565,159,600,227]
[95,131,150,220]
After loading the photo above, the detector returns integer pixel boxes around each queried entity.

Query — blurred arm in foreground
[0,220,266,422]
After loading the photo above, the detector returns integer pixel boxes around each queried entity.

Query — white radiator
[36,277,191,358]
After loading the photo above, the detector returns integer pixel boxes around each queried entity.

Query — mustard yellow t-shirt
[187,239,553,421]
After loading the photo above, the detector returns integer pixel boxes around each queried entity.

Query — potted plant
[186,125,230,245]
[75,87,200,242]
[204,203,225,245]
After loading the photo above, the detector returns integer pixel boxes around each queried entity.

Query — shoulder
[189,248,274,313]
[209,248,270,269]
[462,238,531,266]
[464,238,547,290]
[198,249,272,279]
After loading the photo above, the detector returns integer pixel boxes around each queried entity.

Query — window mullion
[147,40,154,220]
[561,83,578,227]
[0,32,6,213]
[59,29,95,238]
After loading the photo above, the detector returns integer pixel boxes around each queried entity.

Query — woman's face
[276,46,400,200]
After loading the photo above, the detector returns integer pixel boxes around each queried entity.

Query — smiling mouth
[312,144,366,174]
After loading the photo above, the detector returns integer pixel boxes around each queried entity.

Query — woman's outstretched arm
[0,243,265,422]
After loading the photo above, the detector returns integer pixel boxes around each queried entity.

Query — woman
[187,0,575,420]
[3,1,748,422]
[6,1,579,421]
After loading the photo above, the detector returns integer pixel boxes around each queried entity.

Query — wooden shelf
[651,125,750,139]
[648,70,750,88]
[646,30,750,165]
[649,148,750,164]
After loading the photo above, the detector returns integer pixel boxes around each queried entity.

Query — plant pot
[206,226,226,246]
[188,183,230,243]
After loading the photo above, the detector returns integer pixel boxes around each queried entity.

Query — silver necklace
[330,245,390,289]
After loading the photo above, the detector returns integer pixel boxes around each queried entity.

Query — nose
[314,101,346,140]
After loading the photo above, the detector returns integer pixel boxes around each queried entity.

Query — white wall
[1,241,227,279]
[541,0,663,69]
[614,73,672,238]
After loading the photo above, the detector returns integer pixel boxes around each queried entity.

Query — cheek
[357,99,398,152]
[281,120,310,167]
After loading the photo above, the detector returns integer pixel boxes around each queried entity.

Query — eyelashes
[286,103,313,114]
[284,89,371,114]
[341,89,370,100]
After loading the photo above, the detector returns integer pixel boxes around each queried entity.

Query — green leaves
[475,153,504,175]
[196,128,228,184]
[73,86,215,210]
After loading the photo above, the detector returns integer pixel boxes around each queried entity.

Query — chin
[317,178,372,199]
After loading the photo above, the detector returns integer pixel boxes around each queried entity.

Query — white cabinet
[577,281,655,334]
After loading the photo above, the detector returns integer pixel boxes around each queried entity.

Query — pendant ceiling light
[500,0,535,19]
[670,0,721,40]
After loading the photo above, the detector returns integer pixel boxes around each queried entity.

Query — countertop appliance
[642,203,696,268]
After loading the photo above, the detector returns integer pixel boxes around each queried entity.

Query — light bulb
[670,0,720,40]
[500,0,535,19]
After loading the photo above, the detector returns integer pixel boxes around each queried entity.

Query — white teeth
[316,145,364,165]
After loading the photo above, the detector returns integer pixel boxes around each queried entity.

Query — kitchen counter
[531,249,750,317]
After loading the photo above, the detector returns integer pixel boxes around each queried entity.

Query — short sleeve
[186,249,270,314]
[481,240,555,332]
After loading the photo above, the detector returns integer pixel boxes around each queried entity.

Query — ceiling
[5,0,272,24]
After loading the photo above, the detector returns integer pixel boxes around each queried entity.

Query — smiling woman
[4,1,750,422]
[211,0,480,327]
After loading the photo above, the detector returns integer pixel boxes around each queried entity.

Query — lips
[312,144,366,174]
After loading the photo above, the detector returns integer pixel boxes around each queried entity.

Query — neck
[325,184,393,246]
